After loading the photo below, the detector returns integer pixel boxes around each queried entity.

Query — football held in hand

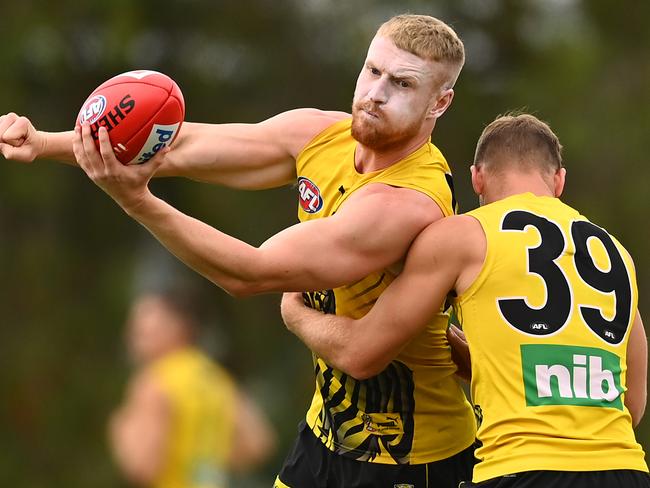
[76,70,185,165]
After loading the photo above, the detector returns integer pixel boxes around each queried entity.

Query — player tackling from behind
[0,14,477,488]
[281,113,650,488]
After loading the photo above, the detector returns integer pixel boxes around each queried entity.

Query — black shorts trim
[275,421,476,488]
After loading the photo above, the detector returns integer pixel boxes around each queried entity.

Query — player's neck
[354,133,430,173]
[485,176,557,204]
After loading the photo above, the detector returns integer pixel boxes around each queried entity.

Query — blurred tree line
[0,0,648,486]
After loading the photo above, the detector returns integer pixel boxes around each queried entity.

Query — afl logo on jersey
[297,176,324,213]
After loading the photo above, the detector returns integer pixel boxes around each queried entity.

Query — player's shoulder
[424,214,482,235]
[266,108,349,129]
[263,108,350,157]
[416,214,485,255]
[283,107,349,120]
[288,108,350,138]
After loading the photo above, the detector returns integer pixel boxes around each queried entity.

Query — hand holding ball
[76,70,185,165]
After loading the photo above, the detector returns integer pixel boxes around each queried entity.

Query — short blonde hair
[474,113,563,174]
[376,14,465,87]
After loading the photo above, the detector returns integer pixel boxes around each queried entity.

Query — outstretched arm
[155,109,347,189]
[0,114,76,164]
[0,109,347,189]
[281,216,480,379]
[72,123,443,297]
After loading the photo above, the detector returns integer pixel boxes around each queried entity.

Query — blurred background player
[110,290,276,488]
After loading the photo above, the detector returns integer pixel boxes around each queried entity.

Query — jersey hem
[473,454,649,482]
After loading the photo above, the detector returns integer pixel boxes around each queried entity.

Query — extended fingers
[73,125,94,175]
[81,122,108,173]
[97,125,123,170]
[449,323,465,336]
[449,326,468,347]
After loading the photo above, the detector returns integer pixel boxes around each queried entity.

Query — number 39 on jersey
[496,210,634,346]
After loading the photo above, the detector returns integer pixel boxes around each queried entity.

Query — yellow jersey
[150,347,237,488]
[295,118,476,465]
[453,193,647,482]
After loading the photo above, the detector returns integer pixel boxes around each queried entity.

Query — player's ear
[470,164,484,196]
[554,167,566,197]
[428,88,454,120]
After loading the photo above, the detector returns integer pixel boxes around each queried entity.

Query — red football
[76,70,185,165]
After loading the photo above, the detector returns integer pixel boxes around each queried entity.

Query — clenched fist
[0,112,45,162]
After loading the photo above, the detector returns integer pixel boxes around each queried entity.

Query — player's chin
[351,118,382,144]
[352,126,402,151]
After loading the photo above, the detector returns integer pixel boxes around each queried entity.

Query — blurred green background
[1,0,648,486]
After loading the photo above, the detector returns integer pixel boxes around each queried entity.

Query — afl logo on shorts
[79,95,107,124]
[297,176,324,213]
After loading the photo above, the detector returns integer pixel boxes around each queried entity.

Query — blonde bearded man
[1,15,477,487]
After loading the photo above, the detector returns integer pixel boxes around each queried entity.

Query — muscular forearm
[282,300,384,379]
[289,311,355,368]
[119,186,387,297]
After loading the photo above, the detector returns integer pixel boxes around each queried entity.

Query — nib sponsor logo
[521,344,623,410]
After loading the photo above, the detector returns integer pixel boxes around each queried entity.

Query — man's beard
[351,100,424,151]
